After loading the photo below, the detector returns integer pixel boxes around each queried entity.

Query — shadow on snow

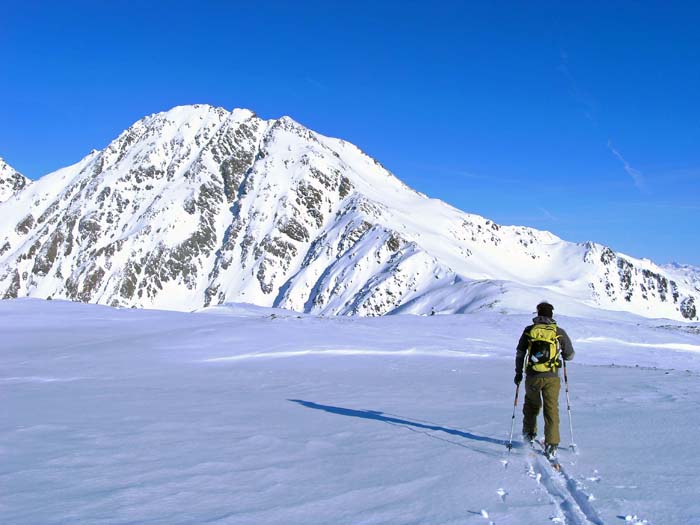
[289,399,514,452]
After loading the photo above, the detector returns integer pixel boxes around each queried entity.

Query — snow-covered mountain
[0,104,697,320]
[0,158,31,204]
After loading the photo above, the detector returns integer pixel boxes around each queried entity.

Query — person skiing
[514,301,574,460]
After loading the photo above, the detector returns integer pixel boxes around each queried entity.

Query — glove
[514,372,523,385]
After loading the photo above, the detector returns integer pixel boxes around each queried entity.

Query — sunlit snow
[1,298,698,524]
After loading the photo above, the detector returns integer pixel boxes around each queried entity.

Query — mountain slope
[0,104,697,320]
[0,158,31,203]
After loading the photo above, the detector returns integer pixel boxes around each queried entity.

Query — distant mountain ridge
[0,104,697,320]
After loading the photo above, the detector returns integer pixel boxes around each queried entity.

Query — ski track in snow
[524,449,605,525]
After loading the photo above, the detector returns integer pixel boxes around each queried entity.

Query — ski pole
[562,359,577,452]
[507,349,529,454]
[506,381,521,452]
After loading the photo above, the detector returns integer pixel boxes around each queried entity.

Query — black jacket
[515,316,575,378]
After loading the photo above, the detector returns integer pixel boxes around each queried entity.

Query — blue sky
[2,1,699,264]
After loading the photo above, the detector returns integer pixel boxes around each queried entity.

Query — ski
[533,439,561,471]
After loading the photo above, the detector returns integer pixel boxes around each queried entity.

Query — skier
[514,301,574,460]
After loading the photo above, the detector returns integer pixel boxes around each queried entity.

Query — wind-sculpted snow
[0,104,697,320]
[204,347,491,362]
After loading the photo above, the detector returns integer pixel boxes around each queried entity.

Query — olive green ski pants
[522,376,561,445]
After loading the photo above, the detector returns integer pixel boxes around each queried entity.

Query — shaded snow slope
[1,299,699,524]
[0,105,697,320]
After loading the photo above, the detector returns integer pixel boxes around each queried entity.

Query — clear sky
[2,1,699,265]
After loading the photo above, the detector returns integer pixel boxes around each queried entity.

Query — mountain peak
[0,157,31,203]
[0,108,697,321]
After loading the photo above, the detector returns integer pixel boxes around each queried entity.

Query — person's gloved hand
[514,372,523,385]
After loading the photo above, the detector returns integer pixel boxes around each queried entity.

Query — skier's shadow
[289,399,515,451]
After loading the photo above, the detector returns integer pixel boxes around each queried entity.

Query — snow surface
[2,299,699,524]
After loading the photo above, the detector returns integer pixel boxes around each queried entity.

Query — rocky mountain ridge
[0,104,697,321]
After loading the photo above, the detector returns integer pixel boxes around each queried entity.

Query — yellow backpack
[527,323,561,372]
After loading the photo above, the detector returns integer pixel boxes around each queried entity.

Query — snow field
[1,299,699,524]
